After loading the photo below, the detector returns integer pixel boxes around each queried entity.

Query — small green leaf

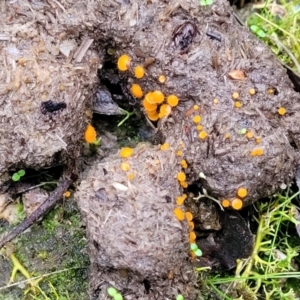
[200,0,213,6]
[250,25,259,33]
[114,293,123,300]
[195,249,203,257]
[240,128,247,135]
[176,295,184,300]
[257,29,266,38]
[190,243,198,251]
[107,287,118,297]
[12,173,21,181]
[18,169,25,177]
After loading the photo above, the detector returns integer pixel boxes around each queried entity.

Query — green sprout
[176,294,184,300]
[117,108,136,127]
[190,243,203,257]
[12,169,26,181]
[250,24,266,38]
[200,0,213,6]
[108,287,123,300]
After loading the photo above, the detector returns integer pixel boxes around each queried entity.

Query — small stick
[0,178,72,250]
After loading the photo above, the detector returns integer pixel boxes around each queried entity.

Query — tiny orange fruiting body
[222,199,230,208]
[63,191,71,198]
[120,147,133,158]
[186,212,193,222]
[174,207,185,221]
[160,143,170,151]
[193,115,201,123]
[189,231,196,243]
[250,148,264,156]
[167,95,179,107]
[180,160,188,169]
[130,84,143,98]
[176,150,183,156]
[249,88,256,95]
[117,54,131,71]
[180,181,188,188]
[84,124,97,143]
[232,198,243,210]
[152,90,164,104]
[176,196,185,205]
[193,105,199,110]
[177,172,186,182]
[199,131,207,139]
[235,101,242,108]
[127,173,134,180]
[121,162,130,171]
[246,131,254,139]
[232,92,239,100]
[159,104,171,117]
[134,65,145,78]
[158,75,166,83]
[237,187,247,198]
[278,107,286,116]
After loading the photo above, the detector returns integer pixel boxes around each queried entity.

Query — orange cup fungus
[186,212,193,222]
[176,196,185,205]
[174,207,185,221]
[225,133,230,139]
[117,54,131,71]
[127,173,134,180]
[167,95,179,107]
[63,191,71,198]
[180,159,188,169]
[221,199,230,208]
[120,147,133,158]
[160,143,170,151]
[147,110,159,121]
[176,150,183,157]
[180,181,188,188]
[232,198,243,210]
[84,124,97,143]
[237,187,247,198]
[232,92,239,100]
[193,115,201,123]
[196,125,203,131]
[159,104,171,118]
[189,221,194,230]
[199,131,207,139]
[121,162,130,171]
[134,65,145,78]
[249,88,256,95]
[278,107,286,116]
[246,131,254,139]
[158,75,166,84]
[143,98,157,111]
[235,101,242,108]
[193,105,199,111]
[177,172,186,182]
[152,90,164,104]
[213,98,219,104]
[250,148,264,156]
[130,84,143,98]
[189,231,196,243]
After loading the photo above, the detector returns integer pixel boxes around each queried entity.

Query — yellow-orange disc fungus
[199,131,207,139]
[180,160,188,169]
[117,54,131,71]
[235,101,242,108]
[176,150,183,157]
[167,95,179,107]
[193,115,201,123]
[193,105,199,110]
[237,187,248,198]
[174,207,185,221]
[159,104,171,117]
[127,173,134,180]
[130,84,143,98]
[232,92,239,100]
[143,99,157,111]
[232,198,243,210]
[249,88,256,95]
[63,191,71,198]
[180,181,188,188]
[251,148,264,156]
[189,221,194,230]
[278,107,286,116]
[186,212,193,222]
[147,111,159,121]
[134,65,145,79]
[221,199,230,208]
[121,162,130,171]
[246,131,254,139]
[158,75,166,84]
[120,147,133,158]
[152,90,165,104]
[177,172,186,182]
[160,143,170,151]
[84,124,97,143]
[176,196,185,206]
[189,231,196,243]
